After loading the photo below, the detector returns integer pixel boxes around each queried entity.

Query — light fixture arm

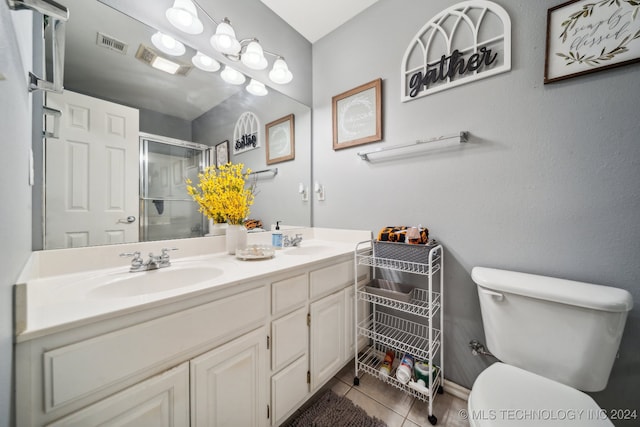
[191,0,219,26]
[191,0,288,66]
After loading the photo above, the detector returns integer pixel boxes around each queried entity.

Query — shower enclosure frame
[139,132,212,242]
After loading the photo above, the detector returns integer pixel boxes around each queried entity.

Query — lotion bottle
[272,221,283,248]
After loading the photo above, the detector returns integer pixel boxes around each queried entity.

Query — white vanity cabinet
[268,257,369,426]
[16,240,371,427]
[16,282,269,426]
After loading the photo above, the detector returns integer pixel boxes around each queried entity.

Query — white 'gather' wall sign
[233,111,260,155]
[401,0,511,102]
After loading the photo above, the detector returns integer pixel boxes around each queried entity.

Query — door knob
[118,216,136,224]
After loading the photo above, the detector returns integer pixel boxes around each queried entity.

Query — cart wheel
[437,385,444,394]
[353,377,360,386]
[428,414,437,425]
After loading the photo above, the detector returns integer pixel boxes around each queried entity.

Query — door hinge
[267,404,270,419]
[307,313,311,326]
[307,370,311,384]
[267,335,270,350]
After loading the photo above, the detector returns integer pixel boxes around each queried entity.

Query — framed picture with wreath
[266,114,295,165]
[544,0,640,84]
[332,78,382,150]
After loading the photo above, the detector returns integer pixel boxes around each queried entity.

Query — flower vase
[208,220,228,236]
[226,224,247,255]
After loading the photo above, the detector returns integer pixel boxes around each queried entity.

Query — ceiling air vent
[96,32,128,54]
[135,44,193,76]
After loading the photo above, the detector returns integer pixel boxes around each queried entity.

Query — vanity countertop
[15,227,372,342]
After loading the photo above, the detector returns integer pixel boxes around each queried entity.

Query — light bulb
[210,19,241,55]
[246,79,268,96]
[151,31,186,56]
[192,51,220,72]
[269,58,293,84]
[241,40,268,70]
[220,66,246,85]
[166,0,203,35]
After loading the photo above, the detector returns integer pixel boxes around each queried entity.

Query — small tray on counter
[236,245,276,260]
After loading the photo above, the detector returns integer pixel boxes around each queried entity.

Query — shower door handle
[118,216,136,224]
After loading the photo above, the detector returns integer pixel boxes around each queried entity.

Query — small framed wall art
[545,0,640,83]
[266,114,295,165]
[332,78,382,150]
[215,140,229,168]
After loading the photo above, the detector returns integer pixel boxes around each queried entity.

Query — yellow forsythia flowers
[186,163,254,225]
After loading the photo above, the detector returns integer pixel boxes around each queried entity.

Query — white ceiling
[260,0,380,43]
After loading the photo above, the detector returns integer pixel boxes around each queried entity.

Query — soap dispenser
[272,221,283,248]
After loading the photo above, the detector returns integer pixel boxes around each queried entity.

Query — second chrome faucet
[120,248,178,272]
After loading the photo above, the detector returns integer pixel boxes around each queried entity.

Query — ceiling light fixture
[192,51,221,72]
[241,40,268,70]
[220,65,246,85]
[151,56,182,74]
[210,18,242,56]
[246,79,268,96]
[166,0,203,35]
[151,31,186,56]
[269,57,293,84]
[164,0,294,85]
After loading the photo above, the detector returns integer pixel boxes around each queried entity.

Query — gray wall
[312,0,640,420]
[192,92,312,228]
[139,107,192,141]
[0,5,34,426]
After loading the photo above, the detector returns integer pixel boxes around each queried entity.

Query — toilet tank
[472,267,633,392]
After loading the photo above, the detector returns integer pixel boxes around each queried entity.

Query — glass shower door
[140,135,210,242]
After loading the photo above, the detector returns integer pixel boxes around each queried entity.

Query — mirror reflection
[41,0,311,250]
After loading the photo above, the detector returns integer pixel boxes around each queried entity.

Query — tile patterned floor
[288,363,470,427]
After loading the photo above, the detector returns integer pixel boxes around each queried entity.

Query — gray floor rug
[287,389,388,427]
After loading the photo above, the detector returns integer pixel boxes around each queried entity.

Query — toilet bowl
[468,267,633,426]
[468,363,612,426]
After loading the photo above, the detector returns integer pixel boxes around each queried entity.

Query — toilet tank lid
[472,267,633,313]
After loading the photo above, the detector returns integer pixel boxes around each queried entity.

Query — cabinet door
[191,327,267,427]
[47,362,189,427]
[344,286,369,362]
[271,355,308,425]
[309,291,344,390]
[271,306,308,372]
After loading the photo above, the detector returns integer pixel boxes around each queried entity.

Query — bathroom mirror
[37,0,311,250]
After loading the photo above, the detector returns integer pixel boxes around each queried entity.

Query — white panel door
[45,90,139,249]
[191,327,267,427]
[309,291,344,390]
[47,362,189,427]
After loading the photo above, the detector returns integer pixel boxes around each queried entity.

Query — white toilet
[468,267,633,426]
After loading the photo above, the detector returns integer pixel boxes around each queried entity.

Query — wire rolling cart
[353,239,444,425]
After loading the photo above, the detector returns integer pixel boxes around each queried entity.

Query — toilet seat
[467,363,613,426]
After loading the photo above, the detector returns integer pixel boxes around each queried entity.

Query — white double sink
[15,231,365,342]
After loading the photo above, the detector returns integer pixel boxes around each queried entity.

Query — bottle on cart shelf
[379,350,395,376]
[396,353,415,384]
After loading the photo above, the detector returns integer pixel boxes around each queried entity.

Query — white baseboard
[443,379,470,401]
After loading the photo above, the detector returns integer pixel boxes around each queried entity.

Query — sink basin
[282,245,332,256]
[88,265,224,298]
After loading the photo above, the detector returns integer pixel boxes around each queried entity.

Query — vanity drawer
[43,286,267,412]
[309,260,354,300]
[271,273,308,317]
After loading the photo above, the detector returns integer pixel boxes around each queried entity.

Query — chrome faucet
[283,234,303,247]
[120,248,178,272]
